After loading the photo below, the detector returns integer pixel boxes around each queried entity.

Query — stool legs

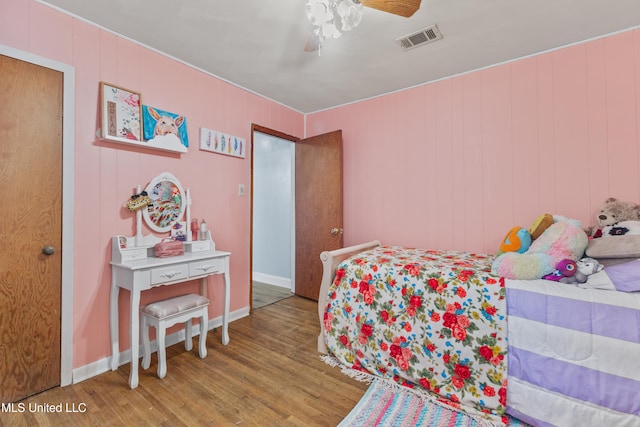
[140,307,208,380]
[185,319,193,351]
[141,315,151,370]
[199,311,208,359]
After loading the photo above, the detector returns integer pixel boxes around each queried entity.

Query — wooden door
[0,55,63,402]
[295,130,343,300]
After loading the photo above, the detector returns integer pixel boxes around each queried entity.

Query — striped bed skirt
[505,279,640,427]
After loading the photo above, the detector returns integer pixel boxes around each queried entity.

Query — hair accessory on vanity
[126,191,153,211]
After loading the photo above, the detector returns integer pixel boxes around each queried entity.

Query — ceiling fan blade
[359,0,421,17]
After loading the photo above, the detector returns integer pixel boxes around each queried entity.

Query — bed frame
[317,240,381,353]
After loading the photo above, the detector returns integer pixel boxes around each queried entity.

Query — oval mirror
[142,172,186,233]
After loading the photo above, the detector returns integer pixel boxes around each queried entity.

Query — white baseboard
[252,272,291,289]
[72,306,251,384]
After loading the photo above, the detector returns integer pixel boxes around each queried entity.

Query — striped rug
[339,379,529,427]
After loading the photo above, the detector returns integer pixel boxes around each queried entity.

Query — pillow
[585,235,640,258]
[582,259,640,292]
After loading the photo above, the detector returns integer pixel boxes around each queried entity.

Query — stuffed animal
[559,257,604,284]
[495,213,553,256]
[497,226,532,256]
[587,198,640,238]
[529,213,554,240]
[491,216,588,280]
[542,259,577,282]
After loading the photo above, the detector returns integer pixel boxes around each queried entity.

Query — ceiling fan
[304,0,422,52]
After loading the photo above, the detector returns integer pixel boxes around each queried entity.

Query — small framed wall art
[141,105,189,153]
[99,82,142,143]
[200,127,246,158]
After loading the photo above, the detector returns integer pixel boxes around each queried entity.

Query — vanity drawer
[151,264,189,284]
[118,248,148,263]
[189,258,224,277]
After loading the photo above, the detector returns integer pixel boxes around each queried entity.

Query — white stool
[140,293,209,379]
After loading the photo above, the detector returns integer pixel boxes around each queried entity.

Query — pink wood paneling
[29,2,73,64]
[433,80,454,250]
[0,0,29,49]
[604,32,639,202]
[480,64,513,249]
[551,44,590,219]
[451,78,466,251]
[585,38,610,215]
[511,57,541,223]
[461,72,485,253]
[308,28,640,255]
[2,0,304,368]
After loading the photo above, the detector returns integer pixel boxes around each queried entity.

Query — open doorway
[251,125,298,310]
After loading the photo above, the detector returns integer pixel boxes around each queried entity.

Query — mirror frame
[142,172,186,233]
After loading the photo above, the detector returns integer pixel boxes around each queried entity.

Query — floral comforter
[323,246,508,424]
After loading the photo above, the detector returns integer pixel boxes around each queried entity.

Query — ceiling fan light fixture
[306,0,364,49]
[336,0,363,31]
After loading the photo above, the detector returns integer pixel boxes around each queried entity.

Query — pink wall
[308,29,640,254]
[0,0,304,368]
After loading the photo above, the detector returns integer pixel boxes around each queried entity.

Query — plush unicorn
[491,216,588,280]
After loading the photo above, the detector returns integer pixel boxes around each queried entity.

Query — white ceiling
[38,0,640,113]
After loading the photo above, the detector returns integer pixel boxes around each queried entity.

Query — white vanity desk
[109,172,230,389]
[110,242,230,388]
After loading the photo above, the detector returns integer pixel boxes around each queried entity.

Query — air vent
[396,24,442,51]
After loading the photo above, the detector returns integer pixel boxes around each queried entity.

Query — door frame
[0,43,75,386]
[250,124,299,312]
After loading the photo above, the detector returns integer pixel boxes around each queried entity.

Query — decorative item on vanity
[125,190,153,211]
[112,172,215,263]
[153,239,184,257]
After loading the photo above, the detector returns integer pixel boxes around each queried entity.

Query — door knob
[42,246,55,256]
[330,228,343,235]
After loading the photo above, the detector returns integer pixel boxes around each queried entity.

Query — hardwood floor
[1,297,367,426]
[252,281,293,309]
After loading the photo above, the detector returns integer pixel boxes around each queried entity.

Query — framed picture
[99,82,142,143]
[200,127,246,158]
[141,105,189,153]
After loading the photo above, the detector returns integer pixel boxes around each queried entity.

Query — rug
[339,379,530,427]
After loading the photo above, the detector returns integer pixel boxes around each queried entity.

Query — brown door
[295,130,343,300]
[0,54,63,402]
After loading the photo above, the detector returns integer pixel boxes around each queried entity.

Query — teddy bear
[586,198,640,238]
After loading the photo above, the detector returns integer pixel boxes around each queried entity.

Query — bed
[317,241,640,427]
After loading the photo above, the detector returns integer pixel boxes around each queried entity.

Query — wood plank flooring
[252,282,293,309]
[1,297,367,427]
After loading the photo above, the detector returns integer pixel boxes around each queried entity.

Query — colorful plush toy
[559,257,604,284]
[529,213,554,240]
[491,216,588,280]
[586,198,640,238]
[497,226,532,256]
[542,259,577,282]
[495,213,554,256]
